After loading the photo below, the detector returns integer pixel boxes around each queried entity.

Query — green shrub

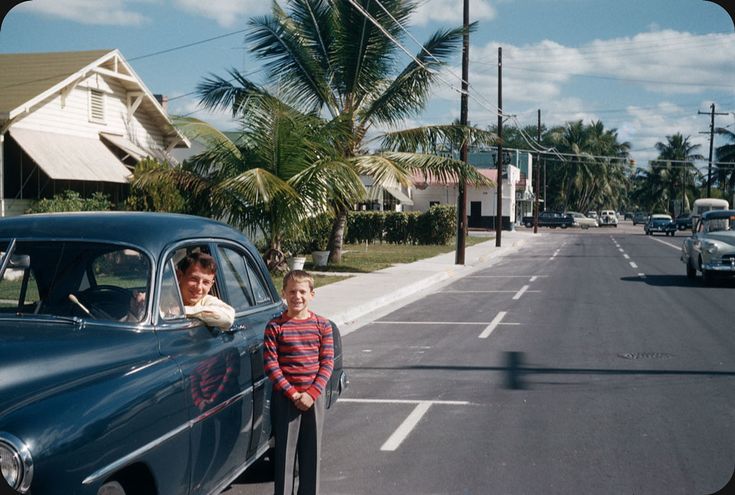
[27,190,112,213]
[345,206,456,245]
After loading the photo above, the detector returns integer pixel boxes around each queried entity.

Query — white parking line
[338,399,471,452]
[648,236,681,250]
[513,285,530,300]
[479,311,507,339]
[630,261,638,269]
[623,254,630,259]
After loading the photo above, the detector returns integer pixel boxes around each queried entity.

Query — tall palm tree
[653,133,703,214]
[715,127,735,197]
[197,0,490,262]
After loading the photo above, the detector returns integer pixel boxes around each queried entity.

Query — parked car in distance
[586,211,598,221]
[624,212,633,220]
[632,212,649,225]
[675,213,693,231]
[681,209,735,284]
[567,211,598,229]
[645,213,676,236]
[598,210,618,227]
[0,212,347,495]
[522,211,575,229]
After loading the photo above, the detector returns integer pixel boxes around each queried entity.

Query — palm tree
[133,95,364,270]
[197,0,490,263]
[541,120,630,213]
[653,133,703,215]
[715,127,735,197]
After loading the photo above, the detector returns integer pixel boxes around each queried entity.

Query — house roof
[0,49,188,149]
[0,49,111,116]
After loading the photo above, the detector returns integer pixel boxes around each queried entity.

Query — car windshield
[0,240,151,323]
[704,218,733,232]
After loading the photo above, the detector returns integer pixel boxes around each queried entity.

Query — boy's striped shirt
[264,311,334,400]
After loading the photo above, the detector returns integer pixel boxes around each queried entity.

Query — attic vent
[89,89,106,123]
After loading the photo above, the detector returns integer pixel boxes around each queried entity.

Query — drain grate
[618,352,674,360]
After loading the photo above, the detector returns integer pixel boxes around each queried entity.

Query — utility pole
[455,0,469,265]
[495,46,503,247]
[533,109,541,234]
[699,103,727,197]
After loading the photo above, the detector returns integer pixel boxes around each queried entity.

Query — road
[227,222,735,495]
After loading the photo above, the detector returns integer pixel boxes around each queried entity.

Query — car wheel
[686,261,697,279]
[99,481,126,495]
[525,222,532,228]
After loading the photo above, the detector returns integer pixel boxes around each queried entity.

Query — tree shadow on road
[619,274,733,287]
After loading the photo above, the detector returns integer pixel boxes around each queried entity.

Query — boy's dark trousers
[271,389,326,495]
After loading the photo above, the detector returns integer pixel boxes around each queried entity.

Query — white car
[681,209,735,284]
[599,210,618,227]
[567,211,598,229]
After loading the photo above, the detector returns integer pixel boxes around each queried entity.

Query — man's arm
[185,295,235,330]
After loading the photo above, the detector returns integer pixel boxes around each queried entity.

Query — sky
[1,0,735,170]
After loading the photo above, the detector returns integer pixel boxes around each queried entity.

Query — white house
[404,148,535,229]
[0,49,189,216]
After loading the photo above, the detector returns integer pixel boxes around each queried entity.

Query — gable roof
[0,49,111,116]
[0,49,188,149]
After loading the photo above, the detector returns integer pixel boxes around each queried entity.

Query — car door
[154,242,253,495]
[214,243,284,462]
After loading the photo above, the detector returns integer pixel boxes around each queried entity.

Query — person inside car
[129,252,234,329]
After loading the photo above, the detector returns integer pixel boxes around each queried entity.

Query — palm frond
[380,124,498,152]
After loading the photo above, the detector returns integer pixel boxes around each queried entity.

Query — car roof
[0,212,252,255]
[650,214,672,219]
[702,209,735,220]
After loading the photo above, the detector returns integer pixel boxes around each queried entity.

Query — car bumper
[702,259,735,272]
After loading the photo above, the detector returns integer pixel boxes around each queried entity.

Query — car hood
[704,231,735,247]
[0,318,160,417]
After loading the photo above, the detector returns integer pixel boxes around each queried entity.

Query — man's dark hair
[177,251,217,274]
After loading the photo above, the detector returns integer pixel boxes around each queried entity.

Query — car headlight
[703,242,719,255]
[0,434,33,493]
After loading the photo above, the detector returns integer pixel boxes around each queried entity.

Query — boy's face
[282,279,314,315]
[177,264,215,306]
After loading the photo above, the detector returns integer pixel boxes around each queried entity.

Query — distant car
[633,212,649,225]
[676,213,693,231]
[681,209,735,284]
[624,212,633,220]
[598,210,618,227]
[587,211,598,221]
[567,211,598,229]
[645,214,676,236]
[0,212,347,495]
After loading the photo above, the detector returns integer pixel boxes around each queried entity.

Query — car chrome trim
[82,387,253,486]
[0,431,33,493]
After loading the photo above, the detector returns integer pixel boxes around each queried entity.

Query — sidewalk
[309,229,540,336]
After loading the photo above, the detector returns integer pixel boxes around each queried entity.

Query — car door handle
[229,323,247,333]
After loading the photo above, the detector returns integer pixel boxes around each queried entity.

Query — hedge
[346,205,456,245]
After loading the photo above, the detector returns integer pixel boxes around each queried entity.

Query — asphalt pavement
[309,228,538,336]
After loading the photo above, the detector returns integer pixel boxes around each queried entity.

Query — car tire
[525,222,532,228]
[686,262,697,279]
[99,481,126,495]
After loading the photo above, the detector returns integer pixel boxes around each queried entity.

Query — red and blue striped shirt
[264,311,334,401]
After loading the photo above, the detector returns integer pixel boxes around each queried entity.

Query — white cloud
[172,0,269,28]
[24,0,149,26]
[412,0,496,26]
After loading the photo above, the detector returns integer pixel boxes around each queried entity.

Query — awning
[9,128,132,183]
[99,132,149,161]
[384,187,414,206]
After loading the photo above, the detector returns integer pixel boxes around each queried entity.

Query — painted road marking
[649,237,681,250]
[630,261,638,269]
[478,311,520,339]
[623,254,630,259]
[513,285,530,300]
[338,399,470,452]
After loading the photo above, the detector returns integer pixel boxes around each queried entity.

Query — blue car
[0,212,346,495]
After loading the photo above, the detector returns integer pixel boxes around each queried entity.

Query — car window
[217,245,272,311]
[0,241,151,322]
[159,259,185,321]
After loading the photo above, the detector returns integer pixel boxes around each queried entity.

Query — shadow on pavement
[621,274,735,287]
[229,453,275,486]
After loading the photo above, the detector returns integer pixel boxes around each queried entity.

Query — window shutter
[89,89,106,123]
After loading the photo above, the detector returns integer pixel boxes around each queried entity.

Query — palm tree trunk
[328,206,348,263]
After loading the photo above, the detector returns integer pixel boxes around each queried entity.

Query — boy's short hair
[177,251,217,275]
[282,269,314,291]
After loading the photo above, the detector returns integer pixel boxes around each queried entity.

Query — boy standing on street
[264,270,334,495]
